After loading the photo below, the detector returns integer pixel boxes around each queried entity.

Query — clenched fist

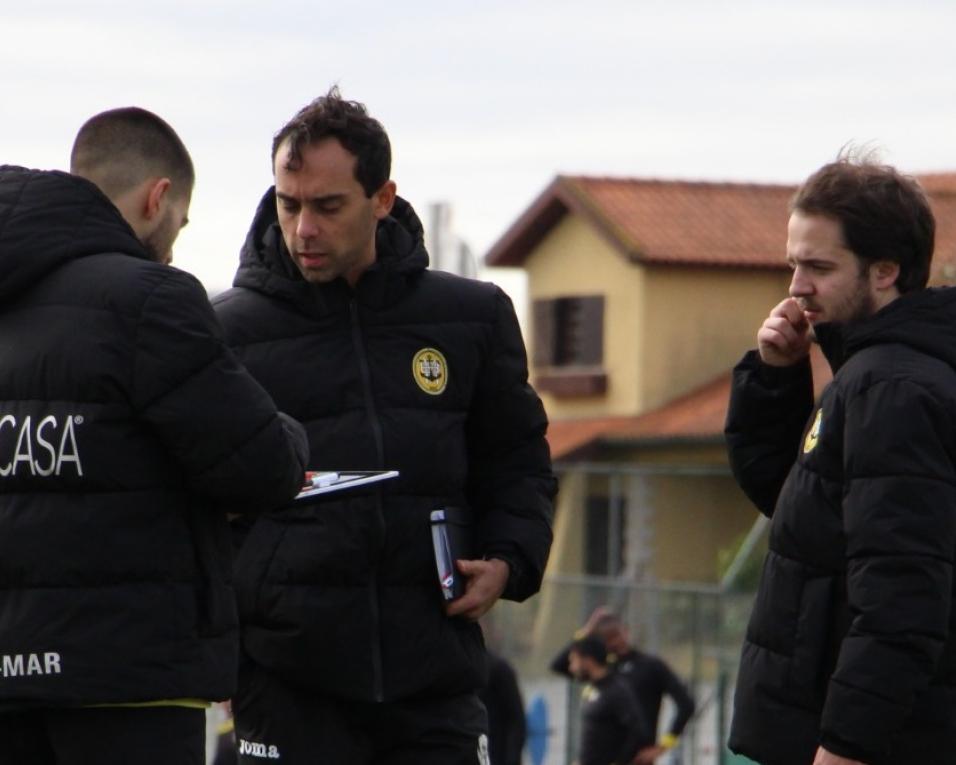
[757,298,811,367]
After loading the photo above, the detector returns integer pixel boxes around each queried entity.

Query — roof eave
[600,433,727,448]
[484,176,570,267]
[485,175,638,267]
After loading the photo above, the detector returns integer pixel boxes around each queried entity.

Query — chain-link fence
[485,518,767,765]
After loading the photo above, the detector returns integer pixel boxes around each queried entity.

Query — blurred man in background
[568,636,649,765]
[552,606,695,763]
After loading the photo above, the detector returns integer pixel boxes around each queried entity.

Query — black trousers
[235,657,489,764]
[0,705,205,764]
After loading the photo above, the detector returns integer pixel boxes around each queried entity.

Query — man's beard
[141,236,163,264]
[807,276,876,342]
[141,209,176,265]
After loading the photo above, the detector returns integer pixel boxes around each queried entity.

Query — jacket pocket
[789,573,835,707]
[232,516,288,620]
[261,498,374,585]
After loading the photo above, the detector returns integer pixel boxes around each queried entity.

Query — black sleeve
[657,659,695,736]
[467,288,557,601]
[724,350,815,516]
[131,270,308,511]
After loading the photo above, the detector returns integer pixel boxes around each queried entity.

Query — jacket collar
[0,166,146,305]
[813,288,956,374]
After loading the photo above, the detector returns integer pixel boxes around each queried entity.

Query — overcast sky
[5,0,956,297]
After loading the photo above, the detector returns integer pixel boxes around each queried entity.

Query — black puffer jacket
[725,288,956,765]
[0,167,307,707]
[213,189,555,702]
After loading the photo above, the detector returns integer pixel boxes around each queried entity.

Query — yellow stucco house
[487,176,793,589]
[485,172,956,590]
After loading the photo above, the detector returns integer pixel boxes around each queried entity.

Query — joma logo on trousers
[0,414,83,477]
[0,652,61,677]
[238,739,280,759]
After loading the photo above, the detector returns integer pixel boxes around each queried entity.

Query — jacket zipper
[350,298,387,702]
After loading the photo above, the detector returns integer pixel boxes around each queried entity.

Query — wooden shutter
[532,299,556,367]
[577,296,604,366]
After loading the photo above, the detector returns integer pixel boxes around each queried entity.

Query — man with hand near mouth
[725,154,956,765]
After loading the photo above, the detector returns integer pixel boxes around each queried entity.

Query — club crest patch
[412,347,448,395]
[804,408,823,454]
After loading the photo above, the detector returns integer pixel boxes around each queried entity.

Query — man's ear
[143,178,171,221]
[372,180,397,220]
[872,260,901,290]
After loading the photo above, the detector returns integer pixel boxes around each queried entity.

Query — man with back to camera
[567,635,650,765]
[550,606,695,763]
[212,87,557,764]
[724,154,956,764]
[0,107,309,764]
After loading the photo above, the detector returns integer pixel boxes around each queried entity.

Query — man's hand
[757,298,811,367]
[812,746,868,765]
[580,605,612,635]
[445,558,509,621]
[633,744,665,764]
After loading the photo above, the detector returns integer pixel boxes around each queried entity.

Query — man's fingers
[445,590,481,618]
[769,297,807,326]
[445,560,487,618]
[444,558,508,621]
[758,320,801,353]
[446,589,490,620]
[455,558,480,576]
[757,302,811,367]
[763,308,809,341]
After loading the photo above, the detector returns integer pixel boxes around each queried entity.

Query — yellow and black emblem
[803,408,823,454]
[412,347,448,395]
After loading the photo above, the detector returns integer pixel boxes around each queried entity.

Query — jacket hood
[815,287,956,373]
[232,185,429,305]
[0,166,146,305]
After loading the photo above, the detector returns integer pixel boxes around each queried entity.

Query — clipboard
[295,470,399,500]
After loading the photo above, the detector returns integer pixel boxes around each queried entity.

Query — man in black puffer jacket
[0,108,308,764]
[213,88,556,764]
[725,155,956,765]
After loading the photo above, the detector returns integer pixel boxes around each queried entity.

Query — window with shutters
[584,494,626,576]
[532,295,608,396]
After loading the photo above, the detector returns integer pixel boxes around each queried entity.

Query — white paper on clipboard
[295,470,399,500]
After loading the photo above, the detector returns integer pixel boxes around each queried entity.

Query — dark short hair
[70,107,194,200]
[790,152,935,293]
[570,635,608,665]
[271,86,391,197]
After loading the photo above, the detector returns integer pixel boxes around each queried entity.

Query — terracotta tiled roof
[915,172,956,194]
[922,173,956,281]
[546,415,638,462]
[487,173,956,280]
[486,175,795,269]
[548,347,833,460]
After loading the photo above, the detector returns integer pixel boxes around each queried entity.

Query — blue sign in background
[526,694,549,765]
